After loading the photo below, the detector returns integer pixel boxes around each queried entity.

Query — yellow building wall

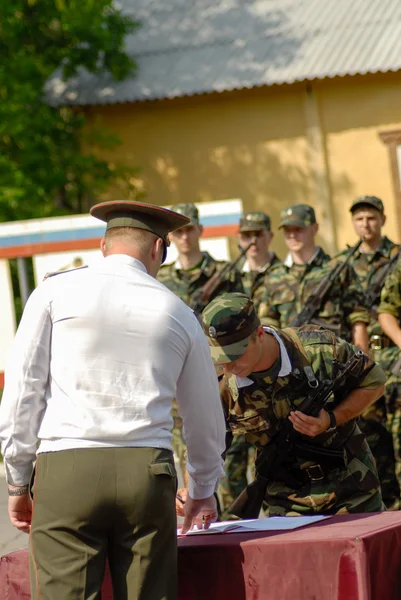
[89,72,401,259]
[317,73,401,249]
[88,86,311,260]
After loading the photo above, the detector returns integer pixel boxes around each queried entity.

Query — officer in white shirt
[0,200,226,600]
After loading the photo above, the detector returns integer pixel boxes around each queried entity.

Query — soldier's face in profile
[351,208,385,242]
[219,331,265,378]
[238,229,272,257]
[169,224,203,254]
[282,224,317,253]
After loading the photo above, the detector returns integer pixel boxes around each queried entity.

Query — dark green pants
[30,447,177,600]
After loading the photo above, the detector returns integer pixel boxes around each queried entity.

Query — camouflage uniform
[377,257,401,492]
[202,294,385,516]
[259,249,369,340]
[221,212,280,518]
[336,221,400,508]
[157,203,243,487]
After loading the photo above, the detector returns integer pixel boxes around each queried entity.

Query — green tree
[0,0,139,221]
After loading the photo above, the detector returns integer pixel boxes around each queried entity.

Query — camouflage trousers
[264,429,384,516]
[171,399,189,488]
[375,346,401,506]
[218,435,255,520]
[358,396,400,509]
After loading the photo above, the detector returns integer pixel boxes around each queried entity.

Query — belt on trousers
[370,334,394,350]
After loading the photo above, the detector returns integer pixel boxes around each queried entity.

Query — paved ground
[0,464,29,556]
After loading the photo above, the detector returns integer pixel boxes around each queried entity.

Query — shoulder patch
[43,265,88,280]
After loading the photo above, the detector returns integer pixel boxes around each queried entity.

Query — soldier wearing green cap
[201,293,386,516]
[237,211,281,311]
[334,195,401,508]
[157,202,243,490]
[259,203,370,352]
[0,200,226,600]
[158,203,243,312]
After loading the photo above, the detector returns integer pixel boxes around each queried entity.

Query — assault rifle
[290,239,363,329]
[189,239,256,314]
[365,247,401,316]
[229,349,366,519]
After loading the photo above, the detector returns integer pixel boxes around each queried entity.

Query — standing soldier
[337,195,400,508]
[157,203,243,488]
[378,258,401,495]
[237,211,281,312]
[220,211,281,519]
[259,204,370,352]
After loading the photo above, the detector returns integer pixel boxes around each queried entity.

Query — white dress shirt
[0,254,225,499]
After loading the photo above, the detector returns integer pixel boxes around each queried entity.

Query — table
[1,513,401,600]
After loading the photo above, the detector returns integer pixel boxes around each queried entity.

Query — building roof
[46,0,401,106]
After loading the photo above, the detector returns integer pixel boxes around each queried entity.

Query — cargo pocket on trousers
[149,461,177,497]
[149,462,177,478]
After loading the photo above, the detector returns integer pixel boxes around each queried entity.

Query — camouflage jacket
[157,251,243,313]
[220,327,384,514]
[258,247,369,339]
[239,252,281,312]
[337,236,400,340]
[377,255,401,322]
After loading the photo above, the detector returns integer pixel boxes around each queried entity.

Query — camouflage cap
[171,203,200,226]
[239,211,271,232]
[350,195,384,214]
[201,293,260,364]
[278,204,316,229]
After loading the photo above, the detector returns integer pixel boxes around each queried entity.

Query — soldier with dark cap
[0,200,226,600]
[157,202,243,490]
[259,203,370,352]
[237,211,281,312]
[336,195,401,508]
[201,293,386,516]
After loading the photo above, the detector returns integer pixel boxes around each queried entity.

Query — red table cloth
[1,513,401,600]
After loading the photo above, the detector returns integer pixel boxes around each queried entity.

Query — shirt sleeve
[258,287,281,327]
[0,285,52,485]
[334,337,386,390]
[175,321,226,499]
[377,260,401,318]
[340,264,370,325]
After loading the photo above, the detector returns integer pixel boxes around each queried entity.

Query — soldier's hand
[176,487,188,516]
[288,409,330,437]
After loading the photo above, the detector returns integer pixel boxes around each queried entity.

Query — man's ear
[100,237,107,257]
[312,222,319,235]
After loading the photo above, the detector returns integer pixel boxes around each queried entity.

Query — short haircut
[104,226,157,254]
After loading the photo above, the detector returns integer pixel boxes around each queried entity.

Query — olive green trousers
[29,447,177,600]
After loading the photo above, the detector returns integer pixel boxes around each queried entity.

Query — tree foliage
[0,0,139,221]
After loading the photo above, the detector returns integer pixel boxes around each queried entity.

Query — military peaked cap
[90,200,190,241]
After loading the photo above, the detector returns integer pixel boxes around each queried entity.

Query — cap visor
[239,224,265,232]
[209,337,250,364]
[278,218,306,229]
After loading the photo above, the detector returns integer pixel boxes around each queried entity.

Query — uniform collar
[283,246,322,268]
[242,253,274,273]
[103,254,148,273]
[235,326,292,388]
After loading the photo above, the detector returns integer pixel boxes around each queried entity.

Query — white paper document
[178,515,330,536]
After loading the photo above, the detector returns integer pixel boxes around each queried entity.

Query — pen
[176,494,186,505]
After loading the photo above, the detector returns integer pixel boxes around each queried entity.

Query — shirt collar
[175,253,208,271]
[284,246,320,268]
[235,326,292,388]
[242,254,273,273]
[103,254,148,273]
